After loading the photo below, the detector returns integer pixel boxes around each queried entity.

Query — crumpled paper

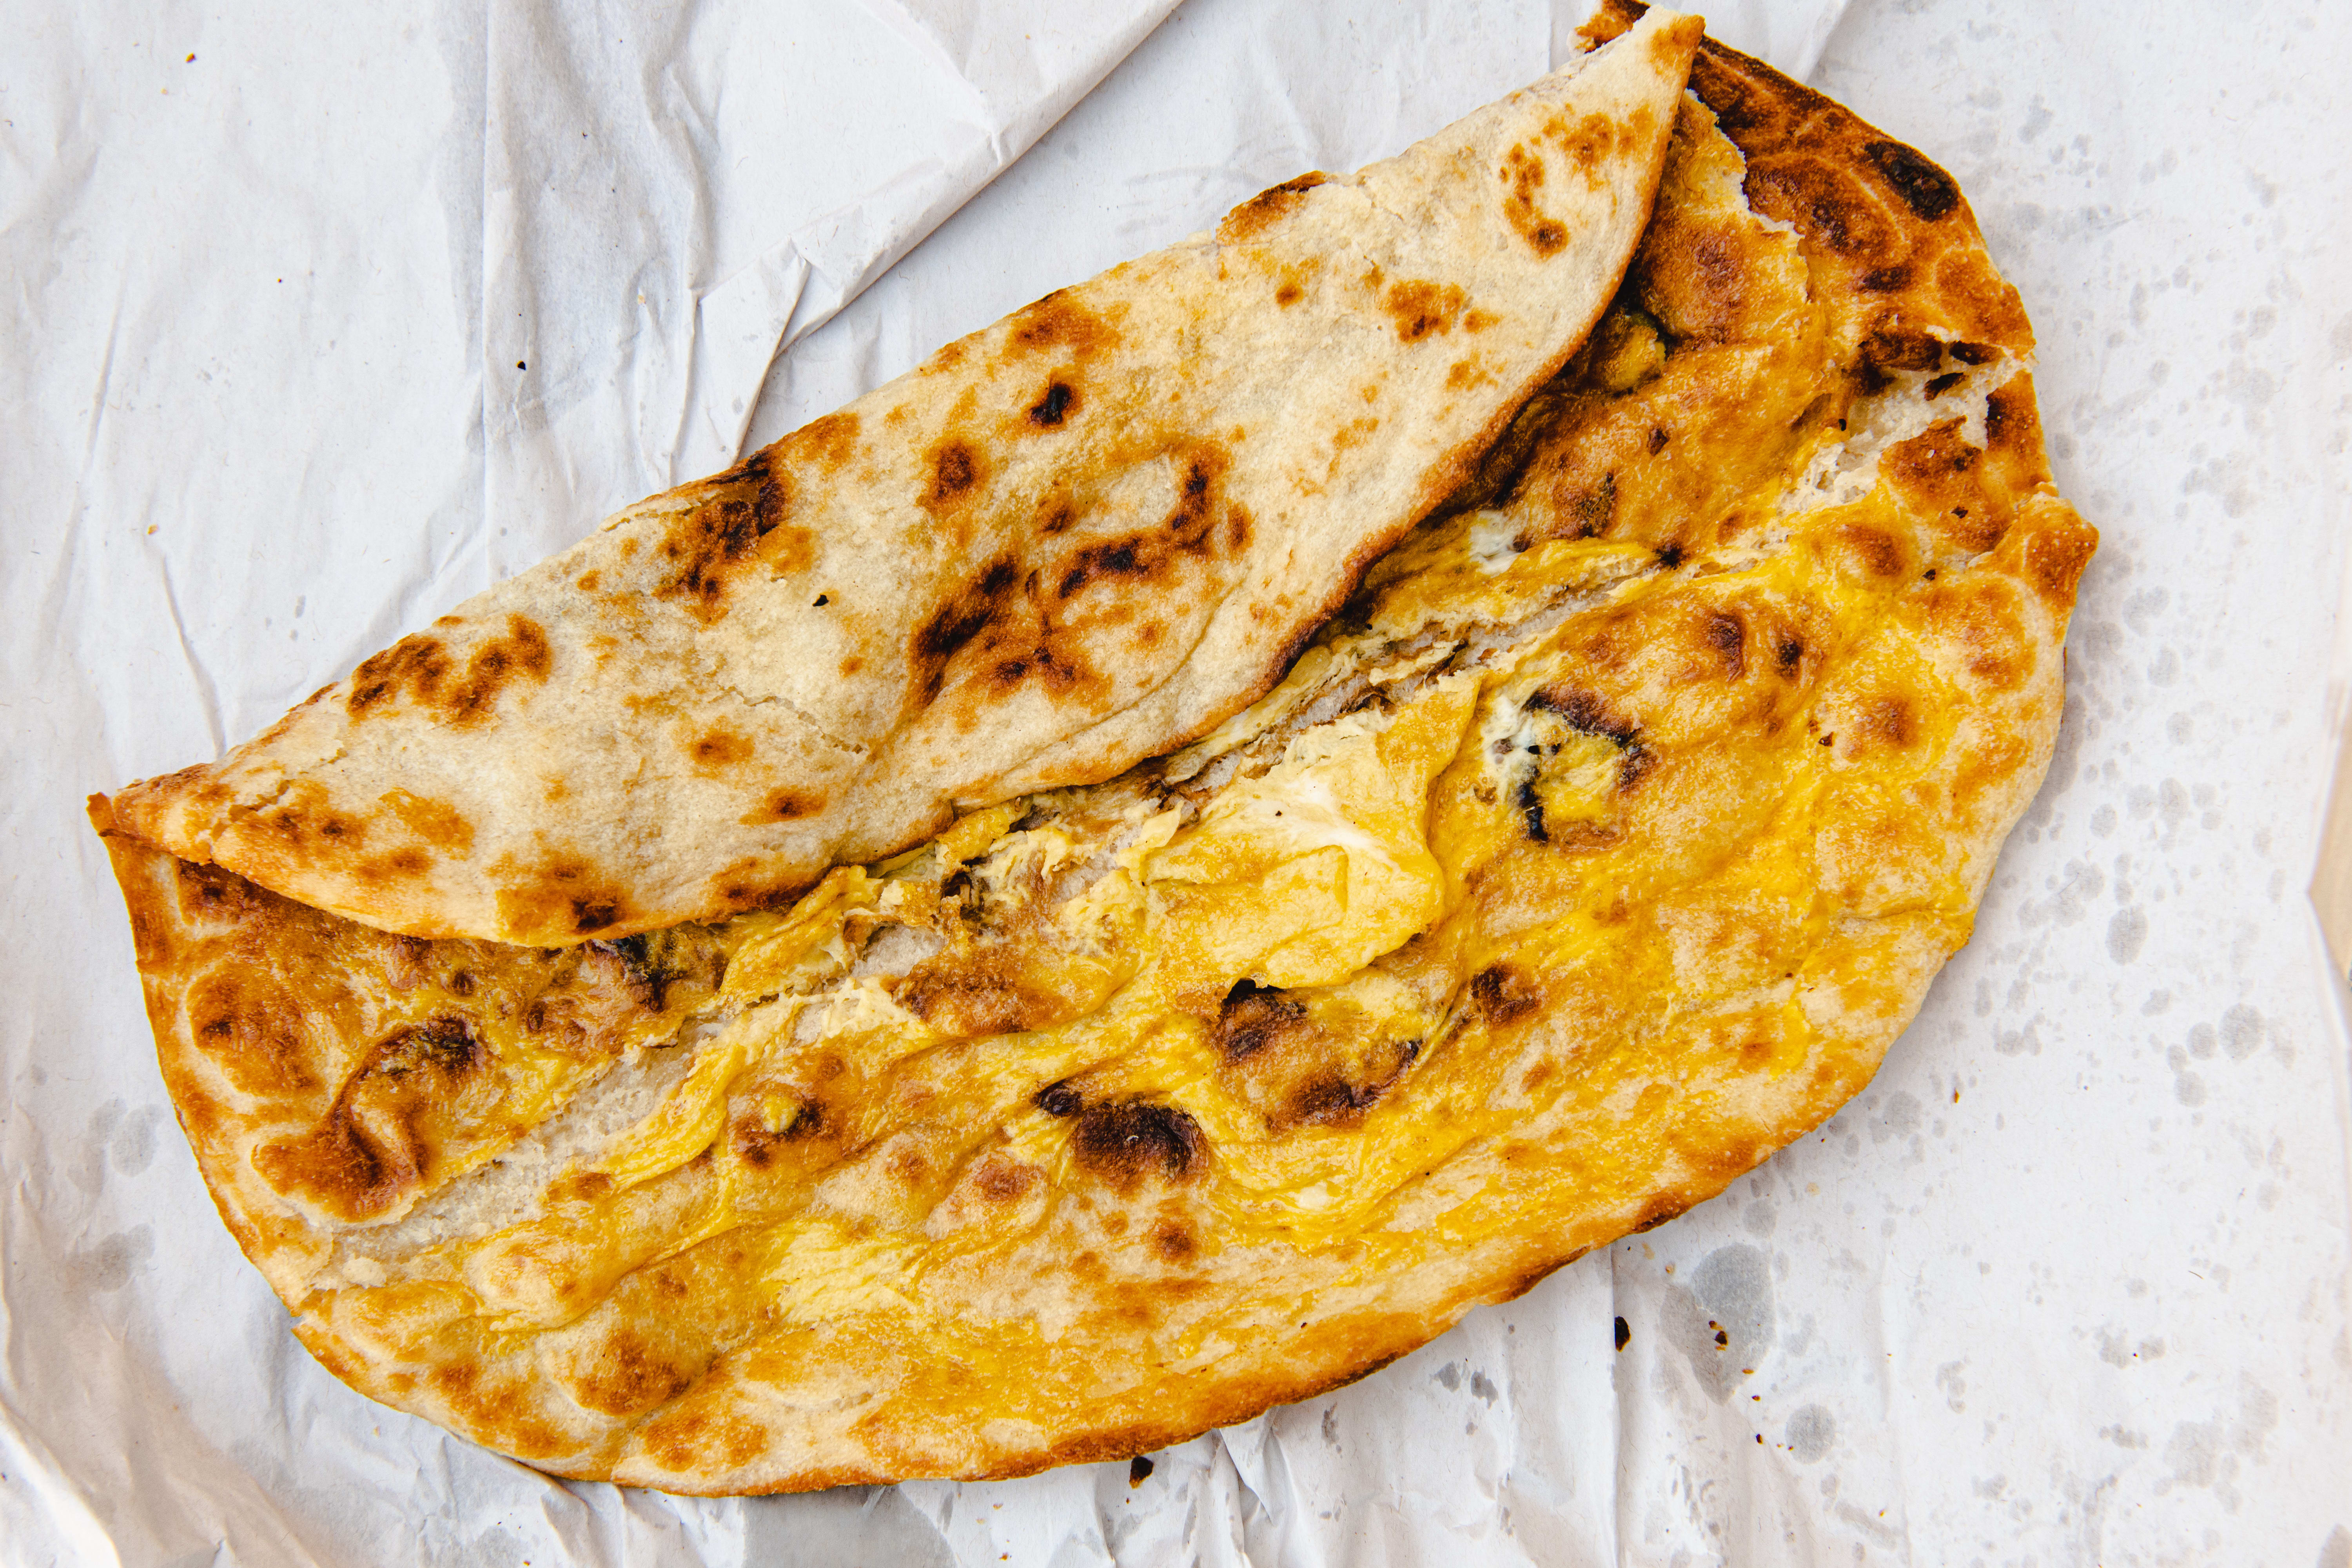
[4,0,2348,1563]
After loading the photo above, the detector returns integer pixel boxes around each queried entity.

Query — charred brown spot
[912,555,1022,701]
[973,1158,1038,1204]
[254,1101,414,1220]
[1275,281,1303,306]
[1034,1080,1084,1118]
[356,846,432,881]
[1837,523,1908,579]
[926,439,985,508]
[1566,472,1618,539]
[1470,964,1541,1028]
[1517,773,1548,842]
[185,970,317,1095]
[1176,452,1215,507]
[790,411,860,472]
[1384,279,1468,342]
[571,898,622,935]
[1149,1221,1196,1263]
[654,484,811,621]
[985,642,1090,697]
[1288,1076,1386,1128]
[1217,172,1329,243]
[252,1016,477,1219]
[1860,322,1944,379]
[348,633,451,718]
[1775,637,1804,674]
[1050,448,1231,601]
[687,725,753,771]
[1925,371,1964,400]
[1027,381,1076,427]
[568,1328,693,1418]
[1743,156,1894,262]
[1983,380,2042,463]
[379,788,473,854]
[731,1099,823,1168]
[1703,610,1746,676]
[1948,341,1996,366]
[1008,290,1114,357]
[1059,539,1143,597]
[1550,108,1634,180]
[445,615,550,725]
[1527,686,1639,748]
[742,786,823,825]
[1213,978,1309,1062]
[1500,144,1568,256]
[1885,417,1980,483]
[171,857,258,924]
[1858,694,1918,749]
[584,932,707,1012]
[395,1015,482,1076]
[640,1406,773,1473]
[1071,1102,1206,1192]
[1515,682,1646,799]
[1862,139,1960,221]
[900,962,1058,1040]
[1882,418,2000,547]
[711,443,773,488]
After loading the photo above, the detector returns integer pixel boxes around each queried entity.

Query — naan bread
[91,22,2094,1494]
[107,9,1704,949]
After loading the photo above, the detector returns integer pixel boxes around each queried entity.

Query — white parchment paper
[4,2,2348,1563]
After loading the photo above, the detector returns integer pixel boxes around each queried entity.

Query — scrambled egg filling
[332,425,2013,1361]
[135,93,2087,1469]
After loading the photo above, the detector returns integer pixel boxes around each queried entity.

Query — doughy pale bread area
[107,10,1704,949]
[91,18,2093,1495]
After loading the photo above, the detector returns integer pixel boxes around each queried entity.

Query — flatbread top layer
[93,22,2093,1495]
[107,9,1704,948]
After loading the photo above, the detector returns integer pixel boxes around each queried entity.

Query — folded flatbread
[107,8,1705,947]
[92,12,2093,1494]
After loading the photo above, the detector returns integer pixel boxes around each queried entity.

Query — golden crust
[92,28,2094,1494]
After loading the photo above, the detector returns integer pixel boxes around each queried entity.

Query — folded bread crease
[108,8,1706,947]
